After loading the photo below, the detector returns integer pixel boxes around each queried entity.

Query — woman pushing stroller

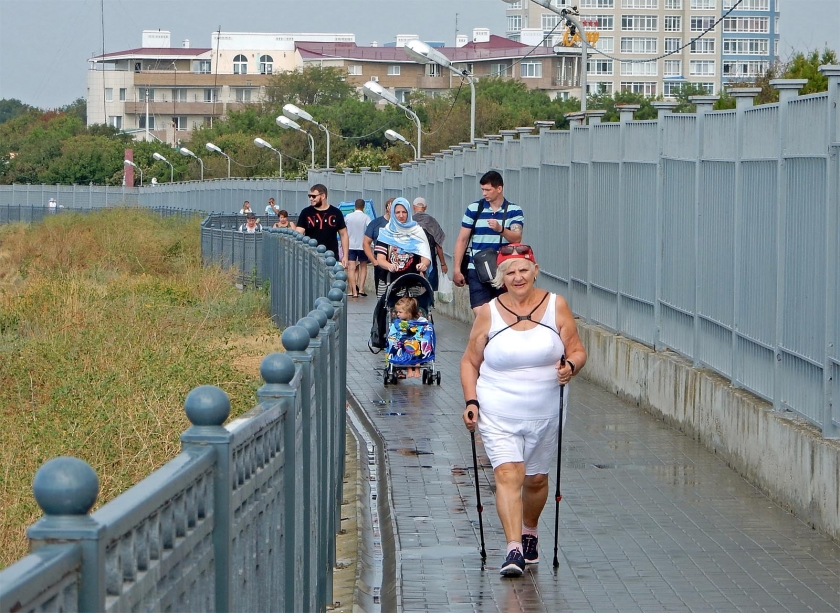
[460,243,587,577]
[374,197,432,284]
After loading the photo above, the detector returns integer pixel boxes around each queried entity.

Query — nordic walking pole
[553,356,567,569]
[468,410,487,561]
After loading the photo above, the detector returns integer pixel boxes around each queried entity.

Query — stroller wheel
[422,370,429,384]
[435,371,442,385]
[383,369,390,385]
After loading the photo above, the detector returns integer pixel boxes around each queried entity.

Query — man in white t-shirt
[344,199,371,297]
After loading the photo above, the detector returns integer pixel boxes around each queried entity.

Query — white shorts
[477,412,560,475]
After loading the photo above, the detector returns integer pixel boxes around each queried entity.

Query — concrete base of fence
[434,281,840,543]
[579,324,840,543]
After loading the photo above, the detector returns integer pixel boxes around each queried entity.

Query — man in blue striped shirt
[453,171,524,313]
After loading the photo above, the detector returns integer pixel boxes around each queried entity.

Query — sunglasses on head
[498,244,533,256]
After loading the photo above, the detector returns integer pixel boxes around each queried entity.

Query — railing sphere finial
[33,457,99,516]
[296,316,321,339]
[325,256,336,267]
[184,385,231,426]
[316,301,336,319]
[334,270,348,282]
[282,325,311,352]
[307,309,328,328]
[260,352,296,384]
[332,280,347,292]
[327,288,345,303]
[316,245,327,254]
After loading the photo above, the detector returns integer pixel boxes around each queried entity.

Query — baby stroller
[368,273,441,386]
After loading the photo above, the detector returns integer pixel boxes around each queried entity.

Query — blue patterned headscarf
[377,197,432,262]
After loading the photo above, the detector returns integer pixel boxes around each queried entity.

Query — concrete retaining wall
[436,283,840,542]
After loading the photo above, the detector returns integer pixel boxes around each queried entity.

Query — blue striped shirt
[461,199,524,269]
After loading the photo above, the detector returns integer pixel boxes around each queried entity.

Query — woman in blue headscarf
[374,197,432,287]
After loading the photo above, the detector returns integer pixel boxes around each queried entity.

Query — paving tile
[343,296,840,612]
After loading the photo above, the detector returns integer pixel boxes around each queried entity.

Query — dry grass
[0,209,279,568]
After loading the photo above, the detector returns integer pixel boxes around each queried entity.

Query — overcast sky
[0,0,838,109]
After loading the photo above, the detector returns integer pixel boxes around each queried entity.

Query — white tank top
[476,293,569,420]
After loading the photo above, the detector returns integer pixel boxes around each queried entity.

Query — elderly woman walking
[460,243,587,577]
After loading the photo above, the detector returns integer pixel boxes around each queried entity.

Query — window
[508,15,523,31]
[723,0,768,8]
[663,81,683,97]
[690,38,715,53]
[664,37,682,53]
[593,81,614,95]
[172,116,188,130]
[259,55,273,74]
[698,82,715,93]
[520,61,543,78]
[193,60,211,74]
[589,15,613,30]
[234,88,253,102]
[690,16,716,31]
[690,0,715,8]
[203,88,218,102]
[387,65,401,76]
[587,58,614,75]
[723,60,769,77]
[621,0,657,7]
[664,59,682,76]
[347,65,362,76]
[426,64,441,77]
[689,60,715,75]
[138,88,155,102]
[595,36,615,53]
[579,0,614,6]
[490,63,510,77]
[119,88,126,101]
[723,17,769,32]
[507,0,522,7]
[105,88,113,102]
[665,0,682,7]
[108,115,122,129]
[621,60,658,75]
[203,117,213,128]
[664,15,682,31]
[620,37,658,53]
[233,54,248,75]
[621,81,657,95]
[138,116,155,129]
[622,15,658,30]
[172,88,187,102]
[395,89,410,103]
[542,14,561,30]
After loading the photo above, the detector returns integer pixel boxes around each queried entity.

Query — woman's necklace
[497,291,549,323]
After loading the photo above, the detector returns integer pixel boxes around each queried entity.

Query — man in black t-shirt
[295,183,349,267]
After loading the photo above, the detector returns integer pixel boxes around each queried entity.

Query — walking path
[344,295,840,613]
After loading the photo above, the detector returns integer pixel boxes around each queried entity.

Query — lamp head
[384,129,406,144]
[276,115,302,131]
[254,137,271,149]
[152,152,167,162]
[179,147,196,158]
[404,39,451,68]
[205,142,222,153]
[123,159,137,168]
[283,103,313,122]
[363,80,399,105]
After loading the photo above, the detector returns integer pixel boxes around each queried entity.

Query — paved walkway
[344,295,840,613]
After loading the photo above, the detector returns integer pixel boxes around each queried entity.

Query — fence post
[652,102,678,350]
[179,385,233,613]
[27,457,103,613]
[257,351,302,611]
[282,325,316,612]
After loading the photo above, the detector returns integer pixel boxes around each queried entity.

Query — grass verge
[0,209,279,568]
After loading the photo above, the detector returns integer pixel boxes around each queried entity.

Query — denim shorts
[348,249,368,263]
[467,269,505,309]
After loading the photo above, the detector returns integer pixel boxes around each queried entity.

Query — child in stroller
[369,273,441,385]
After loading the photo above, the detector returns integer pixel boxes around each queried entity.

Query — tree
[0,99,34,125]
[264,66,353,108]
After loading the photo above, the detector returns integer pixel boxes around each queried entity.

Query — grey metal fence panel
[742,105,779,160]
[589,160,620,331]
[0,545,81,613]
[703,112,737,161]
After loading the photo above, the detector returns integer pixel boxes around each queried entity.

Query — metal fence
[0,205,203,225]
[0,233,350,613]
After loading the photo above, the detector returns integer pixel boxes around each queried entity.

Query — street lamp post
[254,137,283,177]
[404,39,476,143]
[152,152,174,183]
[283,103,331,169]
[123,159,143,186]
[384,129,418,160]
[363,80,422,159]
[276,115,316,169]
[179,147,204,181]
[505,0,590,112]
[205,142,231,178]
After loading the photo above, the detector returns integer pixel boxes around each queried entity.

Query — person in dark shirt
[295,183,349,267]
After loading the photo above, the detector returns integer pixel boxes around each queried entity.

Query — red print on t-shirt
[306,212,337,229]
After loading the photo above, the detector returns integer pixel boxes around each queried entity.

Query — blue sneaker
[499,549,526,577]
[522,534,539,564]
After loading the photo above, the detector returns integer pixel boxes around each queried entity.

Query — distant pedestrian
[453,171,524,314]
[461,244,586,577]
[412,196,448,291]
[364,197,394,297]
[239,212,262,233]
[345,199,371,297]
[272,209,296,230]
[295,184,349,268]
[239,200,253,215]
[265,197,281,217]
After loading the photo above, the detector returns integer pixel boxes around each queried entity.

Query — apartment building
[87,30,355,143]
[505,0,779,98]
